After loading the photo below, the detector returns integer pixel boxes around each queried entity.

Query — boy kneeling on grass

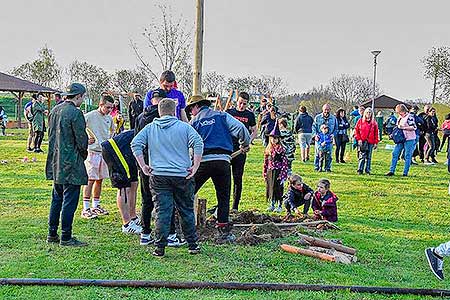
[283,174,313,216]
[312,178,338,222]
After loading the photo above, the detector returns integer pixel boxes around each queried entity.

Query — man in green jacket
[45,83,92,246]
[31,92,48,153]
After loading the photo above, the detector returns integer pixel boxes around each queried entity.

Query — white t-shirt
[84,110,114,153]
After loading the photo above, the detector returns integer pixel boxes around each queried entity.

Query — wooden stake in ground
[280,244,336,262]
[196,198,207,228]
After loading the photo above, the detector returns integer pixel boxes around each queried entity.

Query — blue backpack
[389,126,406,144]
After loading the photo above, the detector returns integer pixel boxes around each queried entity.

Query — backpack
[389,126,406,144]
[415,115,426,132]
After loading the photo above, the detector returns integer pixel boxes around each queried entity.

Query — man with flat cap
[185,95,250,243]
[46,83,92,247]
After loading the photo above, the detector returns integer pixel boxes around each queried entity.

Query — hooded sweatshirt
[131,115,203,177]
[134,105,159,135]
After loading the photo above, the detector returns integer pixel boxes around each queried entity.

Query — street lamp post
[371,50,381,111]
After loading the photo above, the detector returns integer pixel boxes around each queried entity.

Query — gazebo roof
[360,94,410,110]
[0,72,60,93]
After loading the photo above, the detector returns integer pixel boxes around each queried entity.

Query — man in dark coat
[45,83,91,247]
[128,94,143,130]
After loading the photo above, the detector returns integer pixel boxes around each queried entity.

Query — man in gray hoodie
[131,98,204,257]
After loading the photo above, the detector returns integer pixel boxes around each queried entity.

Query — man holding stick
[186,95,250,243]
[225,91,257,212]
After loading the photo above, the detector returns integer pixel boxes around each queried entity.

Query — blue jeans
[48,183,81,241]
[314,143,333,171]
[150,175,198,248]
[357,144,374,173]
[389,139,415,175]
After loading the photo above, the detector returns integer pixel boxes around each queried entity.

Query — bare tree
[226,76,253,92]
[175,60,193,97]
[299,85,335,115]
[11,46,61,88]
[202,71,227,95]
[226,75,288,97]
[130,4,192,89]
[251,75,288,97]
[114,68,151,96]
[67,60,112,103]
[422,46,450,103]
[329,74,380,110]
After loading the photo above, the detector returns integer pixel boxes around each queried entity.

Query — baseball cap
[63,83,86,96]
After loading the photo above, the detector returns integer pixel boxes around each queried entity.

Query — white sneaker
[274,206,283,213]
[132,216,142,226]
[140,233,155,246]
[81,208,97,219]
[167,233,186,247]
[122,221,142,234]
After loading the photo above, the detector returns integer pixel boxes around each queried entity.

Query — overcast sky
[1,0,450,100]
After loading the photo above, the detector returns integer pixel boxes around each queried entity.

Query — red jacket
[354,118,379,145]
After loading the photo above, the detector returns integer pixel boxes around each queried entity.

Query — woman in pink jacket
[386,104,416,177]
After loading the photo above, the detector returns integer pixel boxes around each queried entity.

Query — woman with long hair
[335,108,350,163]
[354,108,379,175]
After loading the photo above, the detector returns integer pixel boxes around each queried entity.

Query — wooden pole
[297,234,356,255]
[280,244,336,262]
[192,0,204,95]
[18,92,24,128]
[2,278,450,296]
[233,220,340,230]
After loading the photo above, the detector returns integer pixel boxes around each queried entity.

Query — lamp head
[371,50,381,57]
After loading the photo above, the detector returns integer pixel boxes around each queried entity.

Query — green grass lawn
[0,129,449,300]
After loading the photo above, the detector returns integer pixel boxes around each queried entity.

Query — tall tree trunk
[432,72,438,104]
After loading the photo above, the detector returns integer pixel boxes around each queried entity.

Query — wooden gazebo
[360,95,410,110]
[0,72,60,127]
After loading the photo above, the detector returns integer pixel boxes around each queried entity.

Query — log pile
[280,234,357,264]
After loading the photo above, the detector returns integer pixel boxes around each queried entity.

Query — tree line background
[6,5,450,115]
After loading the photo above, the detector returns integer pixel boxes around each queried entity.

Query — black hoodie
[134,105,160,164]
[134,105,160,136]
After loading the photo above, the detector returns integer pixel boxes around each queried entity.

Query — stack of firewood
[281,234,357,264]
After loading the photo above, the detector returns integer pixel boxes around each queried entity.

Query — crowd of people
[39,70,448,275]
[43,71,342,257]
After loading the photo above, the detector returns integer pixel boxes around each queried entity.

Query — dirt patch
[236,222,283,246]
[231,210,282,224]
[196,210,336,246]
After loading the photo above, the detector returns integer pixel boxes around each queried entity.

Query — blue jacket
[318,132,333,151]
[312,113,338,137]
[260,114,277,135]
[191,106,250,162]
[294,112,314,133]
[101,130,138,188]
[131,115,203,177]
